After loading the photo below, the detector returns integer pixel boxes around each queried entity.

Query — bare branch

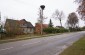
[52,9,64,27]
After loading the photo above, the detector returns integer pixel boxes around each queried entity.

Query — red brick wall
[35,23,48,34]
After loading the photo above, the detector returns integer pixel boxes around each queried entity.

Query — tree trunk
[60,20,62,27]
[0,33,1,39]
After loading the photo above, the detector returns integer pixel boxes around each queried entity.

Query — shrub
[81,26,85,31]
[43,27,55,33]
[43,27,69,33]
[69,27,83,32]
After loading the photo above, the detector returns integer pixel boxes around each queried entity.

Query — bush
[43,27,69,33]
[43,27,56,33]
[81,26,85,30]
[69,27,83,32]
[0,33,16,39]
[58,28,69,33]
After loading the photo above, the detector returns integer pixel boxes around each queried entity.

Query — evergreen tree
[0,25,2,32]
[48,19,53,27]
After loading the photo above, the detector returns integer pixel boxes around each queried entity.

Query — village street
[0,31,85,55]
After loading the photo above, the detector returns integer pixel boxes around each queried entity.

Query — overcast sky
[0,0,84,27]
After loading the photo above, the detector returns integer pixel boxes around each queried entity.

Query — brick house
[5,19,34,34]
[35,23,48,34]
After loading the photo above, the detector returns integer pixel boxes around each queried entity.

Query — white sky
[0,0,84,27]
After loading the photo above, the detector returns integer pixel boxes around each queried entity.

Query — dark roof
[23,22,34,28]
[19,19,34,28]
[35,23,48,28]
[5,19,34,28]
[5,19,18,27]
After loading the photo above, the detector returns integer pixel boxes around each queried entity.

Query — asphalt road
[0,31,85,55]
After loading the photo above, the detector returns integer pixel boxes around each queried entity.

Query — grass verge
[0,32,73,44]
[59,36,85,55]
[0,33,60,44]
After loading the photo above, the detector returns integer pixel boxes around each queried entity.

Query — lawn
[59,36,85,55]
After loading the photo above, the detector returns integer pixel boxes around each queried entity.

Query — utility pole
[40,5,45,35]
[0,12,1,38]
[0,12,1,27]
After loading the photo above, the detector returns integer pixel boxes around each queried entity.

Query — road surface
[0,31,85,55]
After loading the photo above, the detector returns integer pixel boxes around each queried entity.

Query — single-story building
[5,19,34,34]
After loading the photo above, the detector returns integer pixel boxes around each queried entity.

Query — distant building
[35,23,48,34]
[4,19,34,34]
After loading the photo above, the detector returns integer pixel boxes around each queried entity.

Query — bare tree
[67,12,79,28]
[75,0,85,21]
[52,9,64,27]
[75,0,83,3]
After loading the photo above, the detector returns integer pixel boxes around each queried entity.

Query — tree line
[37,2,85,33]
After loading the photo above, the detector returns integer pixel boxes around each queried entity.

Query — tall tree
[67,12,79,28]
[48,19,53,27]
[75,0,85,21]
[52,9,64,27]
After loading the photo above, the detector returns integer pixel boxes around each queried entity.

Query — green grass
[59,36,85,55]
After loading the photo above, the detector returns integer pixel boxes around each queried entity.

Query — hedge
[43,27,69,33]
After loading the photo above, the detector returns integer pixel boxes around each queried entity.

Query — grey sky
[0,0,84,27]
